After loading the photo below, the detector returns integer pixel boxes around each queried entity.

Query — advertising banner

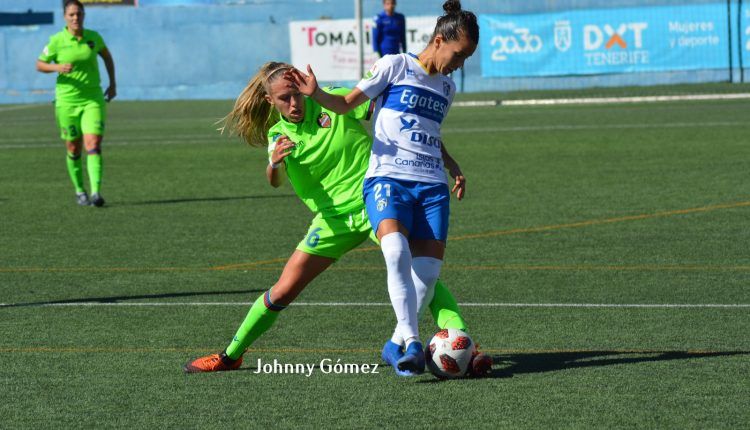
[289,16,436,81]
[743,2,750,69]
[78,0,138,5]
[480,4,730,77]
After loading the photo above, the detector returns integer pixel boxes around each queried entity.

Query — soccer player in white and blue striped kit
[288,0,479,375]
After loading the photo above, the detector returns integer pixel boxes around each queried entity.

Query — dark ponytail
[430,0,479,45]
[63,0,85,13]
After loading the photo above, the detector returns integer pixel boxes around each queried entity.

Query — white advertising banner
[289,16,437,81]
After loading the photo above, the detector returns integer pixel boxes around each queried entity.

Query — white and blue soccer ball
[425,328,476,379]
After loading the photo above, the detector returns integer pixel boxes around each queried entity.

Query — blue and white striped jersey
[356,53,456,185]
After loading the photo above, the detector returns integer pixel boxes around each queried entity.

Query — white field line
[1,302,748,308]
[440,121,747,134]
[1,120,747,149]
[452,92,750,107]
[0,104,47,113]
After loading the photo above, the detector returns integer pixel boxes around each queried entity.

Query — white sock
[380,232,419,342]
[412,256,442,318]
[390,256,443,346]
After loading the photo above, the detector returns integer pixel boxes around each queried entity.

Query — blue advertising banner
[743,2,750,69]
[480,4,730,77]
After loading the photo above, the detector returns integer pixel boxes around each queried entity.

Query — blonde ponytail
[219,61,294,147]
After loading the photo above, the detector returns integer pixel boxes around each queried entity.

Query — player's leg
[408,181,449,326]
[430,280,466,330]
[56,104,87,205]
[81,99,106,206]
[367,229,469,363]
[184,212,366,373]
[416,183,493,377]
[364,177,424,374]
[184,251,335,373]
[225,251,335,355]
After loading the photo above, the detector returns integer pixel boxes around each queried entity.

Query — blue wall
[0,0,743,104]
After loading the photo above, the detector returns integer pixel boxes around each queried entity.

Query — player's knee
[269,282,303,306]
[380,232,410,267]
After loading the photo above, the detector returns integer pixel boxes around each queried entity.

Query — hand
[270,136,296,164]
[104,85,117,102]
[58,64,73,73]
[445,160,465,200]
[284,65,319,97]
[450,172,466,200]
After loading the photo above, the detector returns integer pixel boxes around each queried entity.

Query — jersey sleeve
[322,86,373,121]
[38,36,57,63]
[356,55,398,100]
[96,32,108,53]
[89,30,107,53]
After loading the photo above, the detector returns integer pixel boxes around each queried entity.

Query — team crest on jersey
[317,112,331,128]
[376,198,388,212]
[443,81,451,97]
[86,40,95,50]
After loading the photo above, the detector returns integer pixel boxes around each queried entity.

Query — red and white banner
[289,16,437,81]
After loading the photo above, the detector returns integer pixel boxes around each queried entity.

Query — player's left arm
[98,47,117,102]
[441,142,465,200]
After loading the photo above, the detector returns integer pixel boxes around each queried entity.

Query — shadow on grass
[417,350,749,383]
[492,350,749,378]
[0,288,264,309]
[117,194,295,206]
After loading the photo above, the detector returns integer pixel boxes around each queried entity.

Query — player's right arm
[267,135,295,187]
[36,60,72,74]
[36,38,72,74]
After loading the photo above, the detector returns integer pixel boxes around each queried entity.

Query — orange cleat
[468,349,493,377]
[183,352,242,373]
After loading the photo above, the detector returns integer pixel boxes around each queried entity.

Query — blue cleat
[397,341,425,374]
[381,340,415,377]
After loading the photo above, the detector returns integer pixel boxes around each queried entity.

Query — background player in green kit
[183,62,491,376]
[36,0,116,207]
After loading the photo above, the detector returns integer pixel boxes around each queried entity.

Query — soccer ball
[425,328,476,379]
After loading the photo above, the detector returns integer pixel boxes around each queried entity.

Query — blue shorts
[363,177,450,241]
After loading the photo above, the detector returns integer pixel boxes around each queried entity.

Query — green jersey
[38,27,106,104]
[268,87,374,217]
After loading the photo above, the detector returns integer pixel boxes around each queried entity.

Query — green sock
[86,152,103,194]
[430,279,468,331]
[66,152,85,193]
[225,290,285,360]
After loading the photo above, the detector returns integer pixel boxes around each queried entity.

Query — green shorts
[296,207,376,260]
[55,98,106,141]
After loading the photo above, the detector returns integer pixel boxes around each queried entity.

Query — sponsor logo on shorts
[376,198,387,212]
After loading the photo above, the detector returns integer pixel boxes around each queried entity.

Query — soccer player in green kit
[36,0,116,207]
[183,62,491,377]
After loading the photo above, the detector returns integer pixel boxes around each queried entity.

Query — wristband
[269,159,281,169]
